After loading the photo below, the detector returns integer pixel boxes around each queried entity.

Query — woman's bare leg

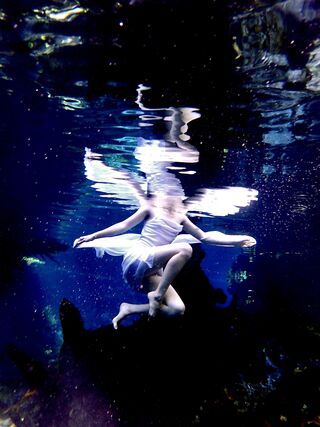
[112,273,186,329]
[112,272,161,329]
[112,302,149,329]
[146,272,185,316]
[161,285,185,316]
[147,243,192,316]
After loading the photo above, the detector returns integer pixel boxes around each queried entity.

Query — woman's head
[146,172,185,198]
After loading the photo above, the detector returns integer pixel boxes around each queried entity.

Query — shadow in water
[2,247,320,427]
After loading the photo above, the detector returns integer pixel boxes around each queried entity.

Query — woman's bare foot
[148,291,162,317]
[112,303,130,329]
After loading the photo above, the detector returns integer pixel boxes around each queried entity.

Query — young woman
[73,193,256,329]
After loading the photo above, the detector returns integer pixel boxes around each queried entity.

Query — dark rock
[6,344,47,388]
[59,298,86,346]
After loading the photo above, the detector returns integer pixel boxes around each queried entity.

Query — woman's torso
[139,200,186,247]
[139,215,183,247]
[121,204,185,281]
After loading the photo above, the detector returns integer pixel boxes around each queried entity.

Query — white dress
[75,216,201,291]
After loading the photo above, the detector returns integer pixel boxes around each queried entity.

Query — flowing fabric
[74,229,240,257]
[74,218,202,259]
[74,217,203,290]
[75,233,142,258]
[74,232,201,254]
[73,215,246,291]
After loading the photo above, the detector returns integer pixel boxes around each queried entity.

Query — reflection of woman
[74,192,256,329]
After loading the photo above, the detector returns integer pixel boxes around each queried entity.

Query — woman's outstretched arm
[73,205,149,247]
[182,216,256,248]
[201,231,256,247]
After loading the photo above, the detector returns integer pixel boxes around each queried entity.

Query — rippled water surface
[0,1,320,422]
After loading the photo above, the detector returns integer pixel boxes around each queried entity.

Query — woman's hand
[73,233,96,248]
[240,236,257,248]
[200,231,257,248]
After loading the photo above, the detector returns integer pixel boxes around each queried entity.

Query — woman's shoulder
[180,213,190,223]
[137,203,155,221]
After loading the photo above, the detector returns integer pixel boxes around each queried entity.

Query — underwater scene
[0,1,320,426]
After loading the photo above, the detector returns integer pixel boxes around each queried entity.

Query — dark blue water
[0,1,320,418]
[0,84,247,373]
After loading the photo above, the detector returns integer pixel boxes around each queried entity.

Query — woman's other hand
[73,233,96,248]
[240,236,257,248]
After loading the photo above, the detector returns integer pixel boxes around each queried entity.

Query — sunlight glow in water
[33,5,88,23]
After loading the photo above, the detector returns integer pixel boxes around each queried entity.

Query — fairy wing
[83,148,147,209]
[82,149,258,216]
[185,186,258,217]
